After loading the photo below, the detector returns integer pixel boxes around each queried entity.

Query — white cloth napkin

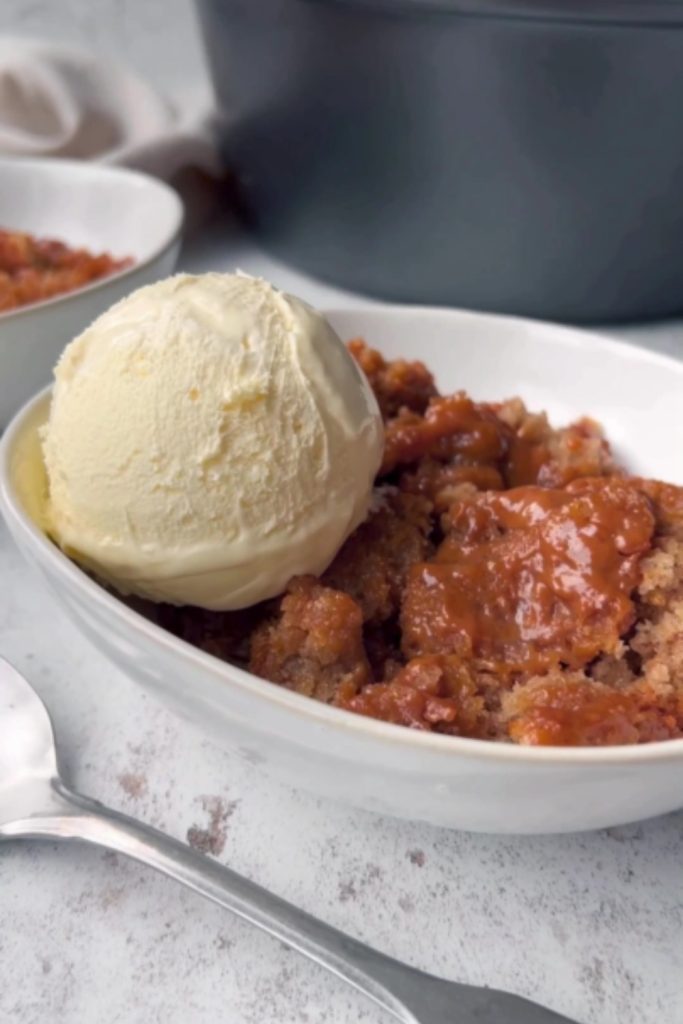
[0,37,220,178]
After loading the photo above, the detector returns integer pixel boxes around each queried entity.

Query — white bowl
[0,157,183,426]
[2,305,683,835]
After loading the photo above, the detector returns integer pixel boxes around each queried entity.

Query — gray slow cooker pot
[196,0,683,322]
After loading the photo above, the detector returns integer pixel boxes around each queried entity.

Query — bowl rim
[3,302,683,767]
[0,156,184,324]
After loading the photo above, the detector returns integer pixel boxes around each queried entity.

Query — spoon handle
[10,779,417,1024]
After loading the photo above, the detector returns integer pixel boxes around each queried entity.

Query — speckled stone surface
[2,212,683,1024]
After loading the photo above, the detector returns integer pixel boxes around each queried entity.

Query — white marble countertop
[2,197,683,1024]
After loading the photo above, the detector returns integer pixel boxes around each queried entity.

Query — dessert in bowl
[2,274,683,833]
[0,157,183,426]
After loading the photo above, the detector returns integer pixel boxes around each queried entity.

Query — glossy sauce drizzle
[401,478,655,674]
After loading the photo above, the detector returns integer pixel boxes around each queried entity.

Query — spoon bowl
[0,657,59,799]
[0,658,73,837]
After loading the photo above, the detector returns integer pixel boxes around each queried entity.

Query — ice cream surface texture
[41,272,383,609]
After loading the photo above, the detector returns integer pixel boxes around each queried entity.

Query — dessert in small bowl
[0,157,183,426]
[2,273,683,834]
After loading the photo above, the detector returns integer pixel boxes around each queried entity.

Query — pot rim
[313,0,683,27]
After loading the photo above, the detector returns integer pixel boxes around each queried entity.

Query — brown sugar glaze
[155,339,683,746]
[403,479,654,674]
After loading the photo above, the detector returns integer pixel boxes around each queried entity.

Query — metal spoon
[0,657,575,1024]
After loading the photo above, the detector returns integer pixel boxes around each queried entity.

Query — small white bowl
[2,304,683,835]
[0,156,183,426]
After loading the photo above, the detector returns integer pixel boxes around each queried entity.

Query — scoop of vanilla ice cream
[41,272,383,609]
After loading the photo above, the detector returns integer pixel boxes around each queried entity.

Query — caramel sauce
[382,393,611,495]
[401,478,655,674]
[381,393,508,476]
